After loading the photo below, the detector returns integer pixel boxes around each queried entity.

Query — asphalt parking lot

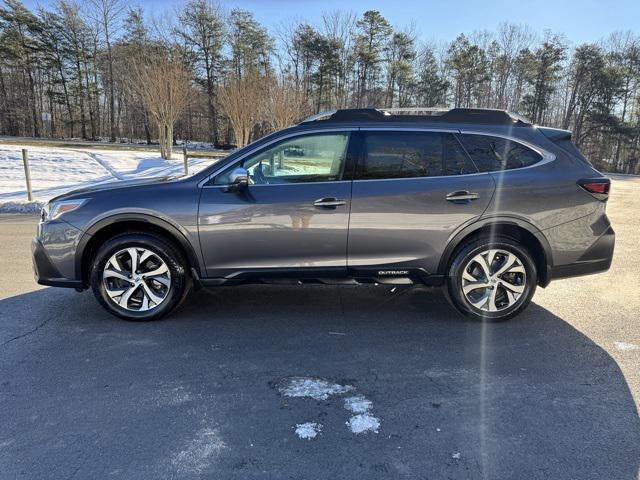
[1,177,639,480]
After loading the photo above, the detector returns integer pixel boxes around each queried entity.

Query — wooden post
[183,144,188,175]
[22,149,33,201]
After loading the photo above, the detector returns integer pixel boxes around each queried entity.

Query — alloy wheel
[460,248,526,313]
[102,247,171,312]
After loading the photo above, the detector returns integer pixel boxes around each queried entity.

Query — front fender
[75,210,203,281]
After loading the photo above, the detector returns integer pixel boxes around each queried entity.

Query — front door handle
[446,191,479,202]
[314,197,346,208]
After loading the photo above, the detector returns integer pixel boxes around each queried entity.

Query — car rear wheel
[90,232,190,321]
[445,236,537,322]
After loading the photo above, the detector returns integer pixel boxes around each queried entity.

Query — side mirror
[225,167,249,192]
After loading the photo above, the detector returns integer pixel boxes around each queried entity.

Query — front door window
[215,133,350,185]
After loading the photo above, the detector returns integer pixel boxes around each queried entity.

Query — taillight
[578,178,610,199]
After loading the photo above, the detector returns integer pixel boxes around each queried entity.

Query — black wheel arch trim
[437,216,554,287]
[75,212,203,283]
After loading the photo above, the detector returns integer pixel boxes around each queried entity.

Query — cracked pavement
[0,176,639,479]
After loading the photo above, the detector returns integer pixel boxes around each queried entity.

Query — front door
[198,131,354,278]
[348,129,496,275]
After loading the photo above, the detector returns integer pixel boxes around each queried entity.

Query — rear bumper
[32,237,83,288]
[548,225,615,281]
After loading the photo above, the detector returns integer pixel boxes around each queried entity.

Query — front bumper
[32,237,83,288]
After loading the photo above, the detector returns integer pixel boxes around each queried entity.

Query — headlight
[44,199,88,220]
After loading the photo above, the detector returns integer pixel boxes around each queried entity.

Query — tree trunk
[143,112,151,144]
[26,67,39,137]
[165,123,173,159]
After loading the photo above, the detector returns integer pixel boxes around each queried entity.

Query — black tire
[445,235,537,322]
[90,232,190,321]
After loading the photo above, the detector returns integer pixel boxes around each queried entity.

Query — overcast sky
[21,0,640,45]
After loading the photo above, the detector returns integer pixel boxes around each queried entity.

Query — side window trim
[201,128,358,188]
[458,130,556,173]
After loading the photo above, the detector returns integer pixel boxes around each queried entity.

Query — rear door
[347,129,496,275]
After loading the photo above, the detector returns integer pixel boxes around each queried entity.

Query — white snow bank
[0,199,44,214]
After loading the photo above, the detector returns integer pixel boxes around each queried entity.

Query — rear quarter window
[458,134,543,172]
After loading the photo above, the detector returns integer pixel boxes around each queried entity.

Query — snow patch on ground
[295,422,322,440]
[344,395,373,414]
[346,414,380,434]
[278,376,380,438]
[614,341,639,351]
[171,428,225,474]
[279,377,354,400]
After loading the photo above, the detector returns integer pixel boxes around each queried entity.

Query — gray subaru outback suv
[32,108,615,322]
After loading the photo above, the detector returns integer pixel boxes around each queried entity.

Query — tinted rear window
[356,132,477,180]
[458,134,543,172]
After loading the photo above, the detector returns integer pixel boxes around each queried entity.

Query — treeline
[0,0,639,171]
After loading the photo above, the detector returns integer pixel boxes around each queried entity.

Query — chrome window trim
[352,171,491,183]
[204,180,353,190]
[199,128,358,188]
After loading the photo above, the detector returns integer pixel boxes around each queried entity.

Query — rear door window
[356,131,478,180]
[458,134,543,172]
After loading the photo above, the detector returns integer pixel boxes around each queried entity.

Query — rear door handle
[446,191,479,202]
[314,197,346,208]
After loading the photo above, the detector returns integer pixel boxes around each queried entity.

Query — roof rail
[299,108,531,126]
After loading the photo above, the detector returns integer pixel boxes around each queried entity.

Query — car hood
[50,176,180,202]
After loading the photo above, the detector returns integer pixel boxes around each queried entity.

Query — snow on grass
[278,377,354,401]
[295,422,322,440]
[0,144,223,211]
[346,414,380,434]
[0,145,114,199]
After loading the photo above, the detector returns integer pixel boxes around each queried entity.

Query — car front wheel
[446,236,537,322]
[90,232,190,321]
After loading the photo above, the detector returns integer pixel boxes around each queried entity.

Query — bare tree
[218,71,264,147]
[264,76,308,130]
[130,53,192,159]
[321,10,357,108]
[87,0,125,142]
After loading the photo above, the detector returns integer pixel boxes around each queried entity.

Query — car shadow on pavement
[1,285,639,480]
